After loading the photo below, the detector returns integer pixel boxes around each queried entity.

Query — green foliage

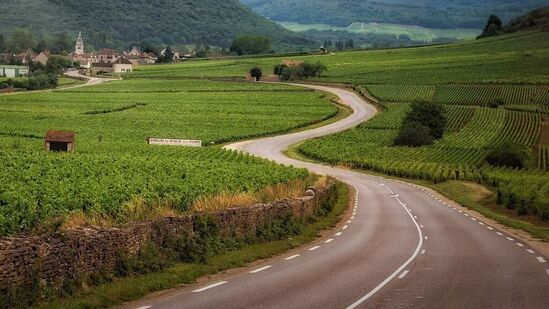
[5,28,34,52]
[241,0,546,29]
[277,61,327,81]
[230,35,272,55]
[0,0,311,50]
[116,244,171,277]
[477,15,503,39]
[394,121,434,147]
[157,46,174,64]
[249,66,263,81]
[485,142,530,169]
[0,79,337,235]
[403,102,446,139]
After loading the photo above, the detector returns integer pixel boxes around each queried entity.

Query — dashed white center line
[193,281,227,293]
[536,257,546,263]
[284,254,300,260]
[497,232,503,236]
[420,224,424,229]
[487,226,494,230]
[479,222,485,226]
[325,238,334,243]
[424,236,428,240]
[309,246,321,251]
[546,269,549,277]
[421,249,426,255]
[527,249,536,254]
[335,232,343,236]
[342,225,348,230]
[464,214,469,217]
[347,220,352,223]
[516,243,524,247]
[506,237,514,241]
[135,306,152,309]
[414,215,418,219]
[250,265,272,273]
[471,217,477,221]
[351,216,355,219]
[398,270,410,279]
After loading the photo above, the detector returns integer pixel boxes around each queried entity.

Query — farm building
[45,130,75,152]
[0,65,29,78]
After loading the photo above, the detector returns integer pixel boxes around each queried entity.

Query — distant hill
[0,0,312,51]
[504,7,549,32]
[241,0,549,29]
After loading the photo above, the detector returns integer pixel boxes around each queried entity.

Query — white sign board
[148,138,202,147]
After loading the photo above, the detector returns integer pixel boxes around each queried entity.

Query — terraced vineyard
[0,79,335,235]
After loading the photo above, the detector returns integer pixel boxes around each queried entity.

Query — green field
[130,31,549,222]
[0,79,336,235]
[279,21,480,42]
[131,31,549,85]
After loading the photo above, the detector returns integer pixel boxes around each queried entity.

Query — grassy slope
[280,21,480,42]
[131,31,549,84]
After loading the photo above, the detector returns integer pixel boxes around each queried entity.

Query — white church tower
[75,32,84,55]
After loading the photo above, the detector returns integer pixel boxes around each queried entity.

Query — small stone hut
[45,130,75,152]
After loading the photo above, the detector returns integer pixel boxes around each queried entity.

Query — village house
[34,50,51,65]
[97,48,118,63]
[0,65,30,78]
[125,47,157,65]
[87,57,133,76]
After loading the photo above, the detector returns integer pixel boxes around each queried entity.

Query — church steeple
[75,32,84,55]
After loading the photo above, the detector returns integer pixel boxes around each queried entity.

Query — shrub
[276,61,327,81]
[394,121,434,147]
[485,142,529,169]
[488,98,504,108]
[249,66,262,81]
[404,102,446,139]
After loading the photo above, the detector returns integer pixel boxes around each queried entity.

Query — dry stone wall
[0,180,336,290]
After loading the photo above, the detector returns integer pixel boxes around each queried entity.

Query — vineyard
[130,31,549,85]
[364,84,549,113]
[0,79,336,235]
[300,98,549,219]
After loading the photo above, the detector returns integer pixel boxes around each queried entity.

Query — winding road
[126,84,549,308]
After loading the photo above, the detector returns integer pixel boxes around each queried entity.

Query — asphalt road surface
[126,84,549,309]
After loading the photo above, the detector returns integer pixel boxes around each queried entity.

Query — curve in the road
[126,84,549,309]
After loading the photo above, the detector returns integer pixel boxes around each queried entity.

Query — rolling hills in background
[241,0,548,29]
[0,0,313,51]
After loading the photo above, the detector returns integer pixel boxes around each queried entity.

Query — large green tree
[230,35,271,55]
[6,28,35,52]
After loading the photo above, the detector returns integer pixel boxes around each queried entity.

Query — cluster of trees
[0,28,75,54]
[394,102,446,147]
[322,39,354,50]
[273,62,328,81]
[477,8,549,39]
[0,56,74,90]
[230,35,272,55]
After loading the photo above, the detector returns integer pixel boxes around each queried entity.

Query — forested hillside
[242,0,548,29]
[0,0,312,50]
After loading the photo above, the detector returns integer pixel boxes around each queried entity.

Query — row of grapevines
[539,145,549,171]
[492,110,542,148]
[364,85,435,102]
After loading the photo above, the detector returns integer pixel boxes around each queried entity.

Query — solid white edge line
[250,265,272,273]
[398,270,410,279]
[309,245,321,251]
[192,281,227,293]
[284,254,300,260]
[346,191,423,309]
[536,256,546,263]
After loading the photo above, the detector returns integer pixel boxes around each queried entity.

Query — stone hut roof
[45,130,75,143]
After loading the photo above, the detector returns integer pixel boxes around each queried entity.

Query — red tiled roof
[45,130,75,143]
